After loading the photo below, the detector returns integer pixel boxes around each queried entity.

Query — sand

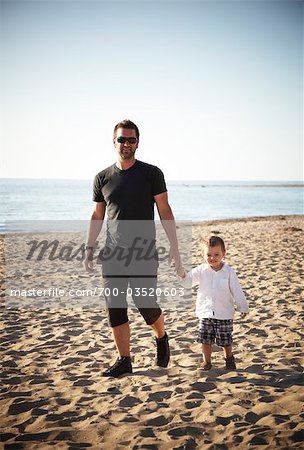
[0,215,303,449]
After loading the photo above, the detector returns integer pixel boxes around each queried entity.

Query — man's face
[204,245,225,271]
[114,127,138,160]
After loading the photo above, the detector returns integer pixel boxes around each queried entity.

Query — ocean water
[1,178,303,233]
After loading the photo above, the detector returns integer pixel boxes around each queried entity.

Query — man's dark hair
[113,119,140,140]
[203,236,226,253]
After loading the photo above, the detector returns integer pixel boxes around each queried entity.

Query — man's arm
[84,201,106,273]
[154,192,183,276]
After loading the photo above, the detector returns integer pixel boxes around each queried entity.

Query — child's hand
[240,312,247,318]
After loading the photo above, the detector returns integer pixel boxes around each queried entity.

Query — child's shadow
[204,364,303,390]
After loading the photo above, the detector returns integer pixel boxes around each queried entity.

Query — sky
[1,0,303,181]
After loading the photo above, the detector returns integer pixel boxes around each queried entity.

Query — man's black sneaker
[156,332,170,367]
[225,355,237,370]
[102,356,132,378]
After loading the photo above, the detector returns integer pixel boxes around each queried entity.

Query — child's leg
[202,343,212,363]
[224,345,236,369]
[197,319,214,370]
[214,319,236,368]
[223,345,233,358]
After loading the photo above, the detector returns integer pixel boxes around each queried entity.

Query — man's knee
[107,308,129,327]
[139,307,162,326]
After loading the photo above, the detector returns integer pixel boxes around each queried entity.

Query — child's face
[204,244,225,270]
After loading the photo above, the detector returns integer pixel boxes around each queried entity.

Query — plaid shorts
[197,318,233,346]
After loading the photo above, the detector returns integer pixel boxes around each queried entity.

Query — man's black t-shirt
[93,160,167,248]
[93,160,167,220]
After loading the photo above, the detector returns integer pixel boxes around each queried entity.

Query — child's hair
[203,235,226,253]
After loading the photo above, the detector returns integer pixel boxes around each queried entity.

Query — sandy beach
[1,215,303,449]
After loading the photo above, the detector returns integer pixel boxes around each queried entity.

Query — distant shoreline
[192,214,304,226]
[176,183,304,188]
[241,184,303,188]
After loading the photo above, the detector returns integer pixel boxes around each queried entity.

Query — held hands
[168,246,185,278]
[178,269,187,279]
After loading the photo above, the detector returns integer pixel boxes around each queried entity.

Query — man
[84,119,183,378]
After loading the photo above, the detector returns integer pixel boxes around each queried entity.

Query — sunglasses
[116,136,137,144]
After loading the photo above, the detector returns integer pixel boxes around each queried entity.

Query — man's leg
[150,312,170,367]
[130,252,169,367]
[135,298,169,367]
[102,268,132,377]
[141,309,168,368]
[112,321,130,356]
[103,310,132,378]
[150,312,165,339]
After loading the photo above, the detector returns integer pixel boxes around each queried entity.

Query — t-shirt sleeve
[92,174,105,202]
[151,167,167,196]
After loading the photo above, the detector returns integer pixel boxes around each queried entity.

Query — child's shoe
[201,361,212,371]
[225,355,236,370]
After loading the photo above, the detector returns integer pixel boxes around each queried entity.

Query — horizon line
[0,177,303,183]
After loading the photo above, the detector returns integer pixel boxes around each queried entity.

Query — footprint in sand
[167,426,204,438]
[8,399,49,415]
[119,396,143,407]
[148,391,172,402]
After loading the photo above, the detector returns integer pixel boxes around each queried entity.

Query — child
[180,236,248,370]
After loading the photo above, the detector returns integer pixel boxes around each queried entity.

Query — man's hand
[83,249,95,274]
[84,203,105,274]
[178,269,187,279]
[168,246,184,278]
[154,193,185,277]
[240,312,247,318]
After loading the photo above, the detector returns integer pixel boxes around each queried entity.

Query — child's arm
[178,269,192,288]
[178,265,202,288]
[229,269,249,315]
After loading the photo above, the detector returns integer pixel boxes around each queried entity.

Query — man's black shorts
[101,246,162,327]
